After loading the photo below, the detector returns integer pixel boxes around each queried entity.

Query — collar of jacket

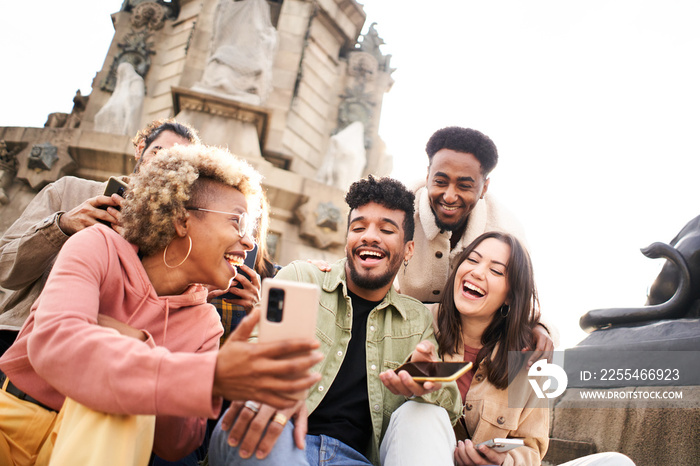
[323,258,411,320]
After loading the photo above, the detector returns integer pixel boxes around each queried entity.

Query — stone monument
[0,0,395,280]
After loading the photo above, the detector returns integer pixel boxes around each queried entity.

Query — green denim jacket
[275,259,461,465]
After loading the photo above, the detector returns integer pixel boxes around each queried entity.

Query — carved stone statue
[100,30,155,93]
[194,0,278,106]
[580,215,700,332]
[315,122,366,192]
[45,90,89,129]
[356,22,392,72]
[94,62,145,136]
[64,90,89,129]
[0,141,18,205]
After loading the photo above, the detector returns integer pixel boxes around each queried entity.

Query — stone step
[543,438,597,465]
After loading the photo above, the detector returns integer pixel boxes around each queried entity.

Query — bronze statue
[580,215,700,332]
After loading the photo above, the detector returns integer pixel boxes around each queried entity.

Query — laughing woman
[384,232,634,466]
[436,232,547,466]
[435,233,635,466]
[0,145,321,466]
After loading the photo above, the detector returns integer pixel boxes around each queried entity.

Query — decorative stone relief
[330,22,395,178]
[94,62,146,136]
[122,0,180,24]
[100,1,178,93]
[27,144,58,172]
[0,141,19,205]
[337,86,374,146]
[132,2,167,30]
[315,121,366,192]
[348,51,378,84]
[16,133,75,190]
[296,198,345,250]
[100,30,155,93]
[315,202,342,231]
[193,0,278,106]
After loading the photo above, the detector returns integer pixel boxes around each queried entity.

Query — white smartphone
[475,438,524,452]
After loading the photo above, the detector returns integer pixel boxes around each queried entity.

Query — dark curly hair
[344,175,415,242]
[425,126,498,176]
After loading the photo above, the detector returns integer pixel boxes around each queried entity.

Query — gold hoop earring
[163,235,192,269]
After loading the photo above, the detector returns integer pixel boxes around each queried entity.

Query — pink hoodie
[0,224,224,459]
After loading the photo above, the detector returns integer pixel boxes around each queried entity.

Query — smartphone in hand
[258,278,320,400]
[98,177,128,225]
[394,361,473,382]
[475,438,524,453]
[258,279,320,342]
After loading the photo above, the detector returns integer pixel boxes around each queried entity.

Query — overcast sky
[3,1,700,348]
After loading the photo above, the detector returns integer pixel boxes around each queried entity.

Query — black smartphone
[103,176,128,198]
[98,177,129,225]
[394,361,473,382]
[220,243,258,300]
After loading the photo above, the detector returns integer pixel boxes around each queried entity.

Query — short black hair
[132,118,201,156]
[141,120,200,155]
[345,175,415,242]
[425,126,498,176]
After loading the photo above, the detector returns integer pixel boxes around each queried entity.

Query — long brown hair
[436,232,540,389]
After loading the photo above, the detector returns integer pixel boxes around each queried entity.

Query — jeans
[209,418,372,466]
[208,401,453,466]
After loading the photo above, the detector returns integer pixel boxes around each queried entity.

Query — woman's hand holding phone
[410,340,439,362]
[213,244,261,312]
[454,439,508,466]
[218,263,261,313]
[379,340,443,397]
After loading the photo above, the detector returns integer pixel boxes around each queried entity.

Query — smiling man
[397,127,558,357]
[397,126,527,304]
[208,175,461,466]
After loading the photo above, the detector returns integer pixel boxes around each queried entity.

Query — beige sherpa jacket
[0,176,108,331]
[398,183,527,302]
[397,184,559,346]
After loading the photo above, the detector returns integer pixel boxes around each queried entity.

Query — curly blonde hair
[121,144,263,256]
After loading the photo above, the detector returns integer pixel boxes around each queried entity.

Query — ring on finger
[244,400,260,414]
[272,412,288,426]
